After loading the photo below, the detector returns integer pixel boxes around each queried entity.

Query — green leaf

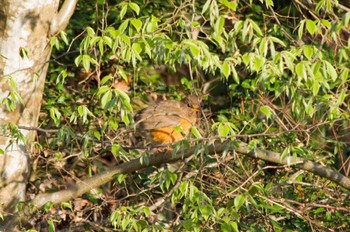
[130,18,142,32]
[48,219,56,232]
[249,19,263,37]
[298,20,305,39]
[247,139,258,153]
[60,31,69,45]
[116,173,128,183]
[117,67,129,82]
[218,123,229,137]
[97,85,110,95]
[343,12,350,25]
[8,76,17,90]
[98,39,104,55]
[242,54,250,66]
[132,42,142,61]
[321,19,331,29]
[265,0,274,7]
[306,19,316,35]
[234,194,246,211]
[86,26,95,36]
[50,36,58,49]
[115,88,130,102]
[259,106,271,119]
[143,206,151,216]
[258,37,267,56]
[325,61,337,81]
[100,74,112,85]
[93,130,101,140]
[248,19,263,36]
[303,45,314,60]
[146,15,159,33]
[269,36,286,47]
[199,205,213,221]
[222,61,231,78]
[232,66,239,84]
[49,107,62,126]
[191,127,202,138]
[214,16,225,35]
[118,19,129,34]
[61,202,72,210]
[312,80,320,96]
[295,62,306,81]
[103,36,112,48]
[129,2,140,15]
[120,4,128,19]
[315,1,322,13]
[252,55,264,72]
[183,40,200,58]
[340,69,349,82]
[202,0,212,14]
[280,146,290,163]
[74,55,82,67]
[111,144,120,156]
[336,89,346,106]
[221,0,237,10]
[19,47,29,59]
[101,90,112,108]
[82,55,91,72]
[121,34,130,46]
[122,112,130,125]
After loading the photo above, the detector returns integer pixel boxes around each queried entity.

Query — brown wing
[135,100,195,130]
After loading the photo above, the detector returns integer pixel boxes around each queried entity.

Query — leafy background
[28,0,350,231]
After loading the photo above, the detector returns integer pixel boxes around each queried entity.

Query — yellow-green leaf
[306,19,316,35]
[129,2,140,15]
[130,18,142,32]
[260,106,271,119]
[222,61,231,78]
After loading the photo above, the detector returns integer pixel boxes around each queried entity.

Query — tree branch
[30,140,350,209]
[50,0,78,35]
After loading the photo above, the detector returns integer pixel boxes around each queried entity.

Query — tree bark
[0,0,77,229]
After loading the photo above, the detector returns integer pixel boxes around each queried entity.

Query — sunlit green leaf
[191,127,202,138]
[86,26,95,36]
[202,0,212,14]
[120,4,128,19]
[218,123,229,137]
[306,19,316,35]
[303,45,314,60]
[130,18,142,32]
[325,61,337,81]
[298,20,305,39]
[101,90,112,108]
[260,106,271,119]
[222,61,231,78]
[129,2,140,15]
[234,195,246,211]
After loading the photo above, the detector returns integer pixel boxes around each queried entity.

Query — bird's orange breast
[150,119,192,144]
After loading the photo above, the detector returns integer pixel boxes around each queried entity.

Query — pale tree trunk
[0,0,77,229]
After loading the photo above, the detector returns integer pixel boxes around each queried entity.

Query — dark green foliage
[27,0,350,230]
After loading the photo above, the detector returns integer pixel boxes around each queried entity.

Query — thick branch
[235,142,350,189]
[50,0,78,35]
[30,140,350,209]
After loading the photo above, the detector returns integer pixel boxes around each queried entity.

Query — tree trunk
[0,0,76,228]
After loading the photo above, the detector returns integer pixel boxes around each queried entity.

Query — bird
[134,95,201,144]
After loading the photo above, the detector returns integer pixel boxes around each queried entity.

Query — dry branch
[30,139,350,210]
